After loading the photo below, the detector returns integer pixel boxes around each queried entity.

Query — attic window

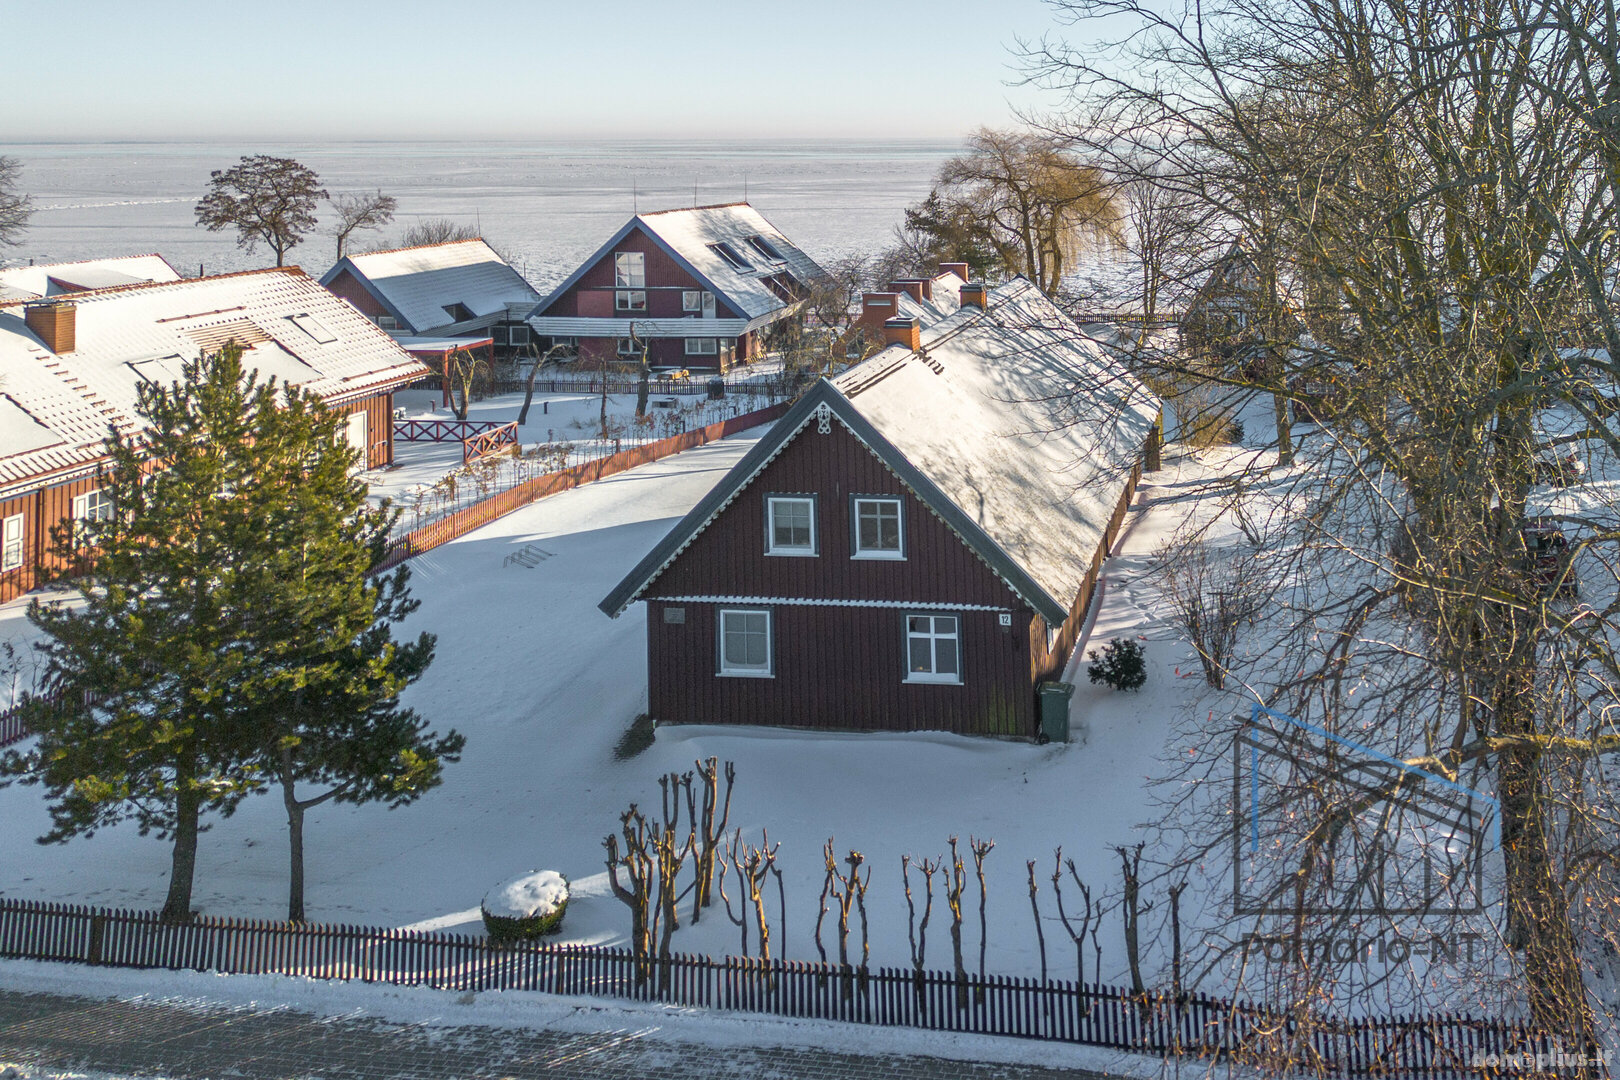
[747,235,785,262]
[127,355,187,387]
[443,302,475,322]
[288,313,338,344]
[709,242,753,271]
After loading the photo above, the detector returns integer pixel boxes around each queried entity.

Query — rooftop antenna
[476,209,482,237]
[693,181,698,208]
[744,173,748,203]
[633,182,639,213]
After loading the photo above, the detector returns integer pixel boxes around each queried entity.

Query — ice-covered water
[0,139,957,289]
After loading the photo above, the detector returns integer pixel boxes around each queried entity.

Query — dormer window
[709,242,753,271]
[443,302,474,322]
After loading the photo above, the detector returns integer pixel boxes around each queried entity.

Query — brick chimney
[960,283,988,311]
[888,279,925,303]
[24,301,76,353]
[884,315,921,351]
[939,261,970,281]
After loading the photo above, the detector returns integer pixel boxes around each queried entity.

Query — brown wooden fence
[373,402,787,573]
[0,896,1554,1076]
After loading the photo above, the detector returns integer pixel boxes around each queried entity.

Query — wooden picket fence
[373,402,787,573]
[0,896,1555,1076]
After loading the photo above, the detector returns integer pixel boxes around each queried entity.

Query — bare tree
[1116,843,1148,998]
[194,156,326,267]
[516,342,571,426]
[1050,849,1099,985]
[403,218,479,247]
[901,853,939,987]
[716,827,779,960]
[0,157,31,249]
[331,190,397,261]
[689,757,735,922]
[442,347,487,422]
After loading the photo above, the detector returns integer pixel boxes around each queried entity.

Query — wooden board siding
[539,227,746,320]
[334,391,395,468]
[0,473,105,604]
[323,269,391,323]
[644,418,1039,736]
[0,491,38,603]
[648,601,1035,737]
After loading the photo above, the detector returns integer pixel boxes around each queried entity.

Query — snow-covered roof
[533,203,824,325]
[894,270,966,324]
[321,239,541,336]
[0,254,182,302]
[601,278,1161,623]
[527,317,751,338]
[0,268,430,497]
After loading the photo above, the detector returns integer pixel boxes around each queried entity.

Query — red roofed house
[0,268,430,603]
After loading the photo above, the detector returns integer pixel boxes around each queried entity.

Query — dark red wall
[642,419,1042,736]
[538,226,746,320]
[325,269,391,322]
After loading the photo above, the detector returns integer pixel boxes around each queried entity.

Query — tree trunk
[1274,390,1293,466]
[635,357,651,419]
[518,360,541,426]
[282,767,308,924]
[161,762,201,923]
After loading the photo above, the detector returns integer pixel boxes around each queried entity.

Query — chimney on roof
[860,291,898,320]
[24,301,76,354]
[888,279,926,303]
[884,315,921,351]
[960,282,988,311]
[939,261,970,281]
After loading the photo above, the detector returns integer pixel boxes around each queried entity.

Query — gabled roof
[0,254,182,302]
[600,278,1161,623]
[0,268,430,497]
[530,202,824,324]
[321,239,541,335]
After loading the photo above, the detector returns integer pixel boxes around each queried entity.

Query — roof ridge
[638,201,751,217]
[0,266,306,309]
[347,237,490,260]
[0,252,176,274]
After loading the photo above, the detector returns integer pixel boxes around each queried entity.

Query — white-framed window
[509,324,531,345]
[685,337,718,356]
[906,614,961,684]
[718,608,773,677]
[683,290,703,312]
[615,290,647,312]
[709,242,752,271]
[71,489,113,544]
[852,496,904,559]
[765,495,816,556]
[1,513,23,572]
[615,252,646,289]
[747,235,785,262]
[617,337,641,356]
[374,314,398,331]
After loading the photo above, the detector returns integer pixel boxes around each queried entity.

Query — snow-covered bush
[481,870,569,942]
[1087,638,1147,691]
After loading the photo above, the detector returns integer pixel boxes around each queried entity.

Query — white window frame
[905,613,962,684]
[765,495,816,557]
[852,496,905,560]
[709,242,752,271]
[1,512,23,572]
[682,290,703,313]
[685,337,718,356]
[617,337,641,356]
[615,252,646,289]
[615,290,647,312]
[508,323,531,345]
[718,608,773,677]
[375,315,398,331]
[71,489,113,544]
[747,235,785,262]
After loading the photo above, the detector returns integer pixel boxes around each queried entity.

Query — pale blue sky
[6,0,1063,141]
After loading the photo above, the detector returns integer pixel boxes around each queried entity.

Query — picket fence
[372,402,787,572]
[0,897,1556,1077]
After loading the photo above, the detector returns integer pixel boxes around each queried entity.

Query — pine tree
[4,347,286,921]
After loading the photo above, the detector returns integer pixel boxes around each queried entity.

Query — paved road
[0,989,1117,1080]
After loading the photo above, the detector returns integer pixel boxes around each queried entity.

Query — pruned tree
[1115,843,1148,998]
[689,756,735,922]
[715,827,779,959]
[945,835,970,1007]
[1027,860,1048,982]
[970,836,995,991]
[604,805,656,972]
[331,190,397,261]
[901,853,940,988]
[0,156,31,249]
[1049,849,1099,985]
[194,155,326,267]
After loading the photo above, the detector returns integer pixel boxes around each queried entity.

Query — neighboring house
[599,278,1162,739]
[0,254,183,302]
[842,262,969,356]
[319,239,542,363]
[527,202,825,371]
[1180,239,1302,369]
[0,268,429,603]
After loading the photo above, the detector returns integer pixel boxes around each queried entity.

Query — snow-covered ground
[0,418,1243,994]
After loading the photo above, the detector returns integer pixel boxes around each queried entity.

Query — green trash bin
[1038,681,1075,744]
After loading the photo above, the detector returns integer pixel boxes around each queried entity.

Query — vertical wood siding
[539,227,746,320]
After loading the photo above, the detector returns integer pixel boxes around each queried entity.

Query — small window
[442,302,475,322]
[617,338,641,356]
[766,495,816,556]
[375,315,398,331]
[709,242,753,271]
[1,513,23,572]
[615,252,646,288]
[853,497,904,559]
[289,313,338,344]
[747,235,785,262]
[71,489,113,544]
[683,290,703,312]
[491,325,509,346]
[509,324,530,345]
[718,608,773,677]
[615,290,647,312]
[685,337,718,356]
[906,614,961,684]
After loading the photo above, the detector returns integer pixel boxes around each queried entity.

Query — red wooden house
[600,278,1162,738]
[0,268,429,604]
[526,203,824,371]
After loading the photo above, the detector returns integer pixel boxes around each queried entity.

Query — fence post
[87,912,105,964]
